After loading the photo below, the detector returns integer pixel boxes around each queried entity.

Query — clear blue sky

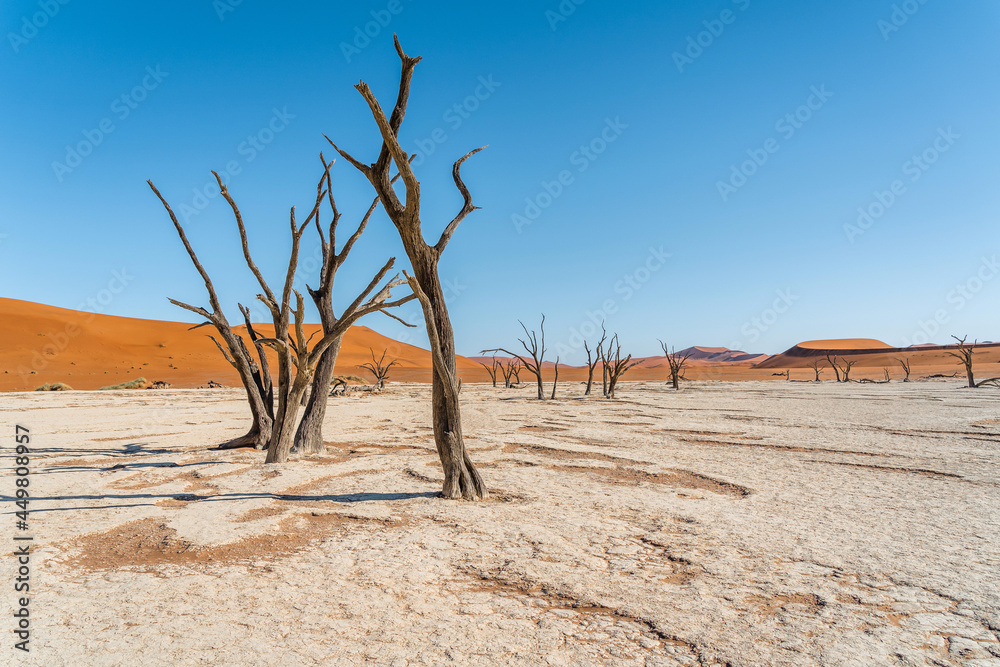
[2,0,998,364]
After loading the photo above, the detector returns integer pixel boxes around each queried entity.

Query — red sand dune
[3,299,992,390]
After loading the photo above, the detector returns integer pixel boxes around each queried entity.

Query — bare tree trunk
[295,337,342,455]
[551,357,559,400]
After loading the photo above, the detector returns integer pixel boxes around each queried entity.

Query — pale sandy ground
[1,380,999,666]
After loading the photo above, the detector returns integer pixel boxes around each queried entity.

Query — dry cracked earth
[1,380,998,665]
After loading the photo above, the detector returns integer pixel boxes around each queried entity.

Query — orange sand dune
[797,338,893,350]
[0,298,483,391]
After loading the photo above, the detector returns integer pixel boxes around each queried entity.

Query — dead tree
[358,348,400,391]
[511,360,521,385]
[839,359,857,383]
[550,357,559,399]
[479,356,500,387]
[947,336,977,388]
[498,358,519,388]
[659,340,691,390]
[327,36,487,499]
[295,158,415,455]
[896,357,911,382]
[149,183,274,450]
[583,328,606,396]
[485,315,547,400]
[825,354,842,382]
[605,335,640,399]
[808,359,824,382]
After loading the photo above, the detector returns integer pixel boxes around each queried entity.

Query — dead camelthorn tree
[149,183,274,450]
[896,357,911,382]
[498,358,520,388]
[485,315,547,400]
[358,348,400,391]
[583,328,607,396]
[551,357,559,399]
[826,354,842,382]
[659,340,692,390]
[216,161,405,464]
[808,359,824,382]
[295,157,416,455]
[604,334,639,399]
[327,35,486,499]
[839,359,857,383]
[948,336,977,388]
[479,356,500,387]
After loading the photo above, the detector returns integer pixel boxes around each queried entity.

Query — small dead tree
[897,357,911,382]
[583,328,606,396]
[485,315,547,400]
[808,359,824,382]
[659,340,691,390]
[605,335,640,399]
[358,348,400,390]
[550,357,559,399]
[511,360,521,385]
[498,358,519,388]
[839,359,857,383]
[947,336,977,388]
[328,35,487,499]
[479,356,500,387]
[826,354,842,383]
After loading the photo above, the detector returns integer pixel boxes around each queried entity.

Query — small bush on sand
[35,382,73,391]
[99,377,148,390]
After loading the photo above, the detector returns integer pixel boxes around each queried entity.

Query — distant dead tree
[808,359,824,382]
[659,340,692,390]
[551,357,559,399]
[825,354,842,382]
[485,315,547,400]
[605,335,640,399]
[896,357,911,382]
[947,335,1000,388]
[327,36,487,499]
[948,336,977,388]
[858,368,891,384]
[358,348,400,391]
[479,356,500,387]
[839,359,857,382]
[498,358,520,388]
[583,328,607,396]
[826,354,856,383]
